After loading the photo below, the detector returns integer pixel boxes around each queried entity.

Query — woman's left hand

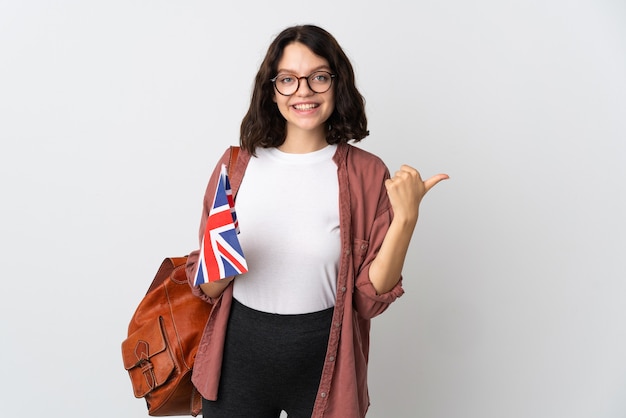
[384,165,449,223]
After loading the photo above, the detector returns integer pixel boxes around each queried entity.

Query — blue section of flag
[214,175,229,207]
[220,255,241,278]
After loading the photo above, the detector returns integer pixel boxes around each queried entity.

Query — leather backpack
[122,256,210,416]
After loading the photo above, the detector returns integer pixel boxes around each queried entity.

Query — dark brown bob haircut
[240,24,369,154]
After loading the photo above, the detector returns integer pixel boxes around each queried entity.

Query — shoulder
[345,143,384,163]
[204,146,240,192]
[342,143,390,178]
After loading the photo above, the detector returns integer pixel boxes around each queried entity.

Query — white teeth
[293,103,318,110]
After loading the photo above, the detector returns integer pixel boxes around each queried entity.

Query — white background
[1,1,625,417]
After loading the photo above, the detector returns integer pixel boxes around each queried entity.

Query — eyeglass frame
[270,71,336,96]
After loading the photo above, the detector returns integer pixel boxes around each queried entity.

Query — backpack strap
[228,146,240,177]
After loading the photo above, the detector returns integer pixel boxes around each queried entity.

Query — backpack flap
[122,317,175,398]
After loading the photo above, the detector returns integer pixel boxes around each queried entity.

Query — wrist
[391,212,418,228]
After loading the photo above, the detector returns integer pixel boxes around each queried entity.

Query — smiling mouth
[293,103,319,110]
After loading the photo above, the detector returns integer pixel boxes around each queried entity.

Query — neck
[279,127,327,154]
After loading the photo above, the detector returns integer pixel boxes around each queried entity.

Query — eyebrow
[275,65,332,75]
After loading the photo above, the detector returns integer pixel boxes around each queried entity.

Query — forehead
[276,42,330,74]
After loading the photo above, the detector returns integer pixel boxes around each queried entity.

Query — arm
[368,165,448,294]
[199,277,235,299]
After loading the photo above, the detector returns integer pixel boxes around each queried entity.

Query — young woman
[186,24,448,418]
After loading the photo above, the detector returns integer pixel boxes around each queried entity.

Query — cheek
[275,98,289,118]
[275,96,287,110]
[326,93,336,115]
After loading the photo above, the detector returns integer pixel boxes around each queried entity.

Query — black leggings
[202,298,334,418]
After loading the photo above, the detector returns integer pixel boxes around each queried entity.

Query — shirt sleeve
[352,205,405,319]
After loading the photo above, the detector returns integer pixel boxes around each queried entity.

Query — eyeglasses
[271,71,336,96]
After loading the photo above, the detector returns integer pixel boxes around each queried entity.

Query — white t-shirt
[232,144,340,314]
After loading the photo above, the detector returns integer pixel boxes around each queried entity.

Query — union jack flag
[194,164,248,285]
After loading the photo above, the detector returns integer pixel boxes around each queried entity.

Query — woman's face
[273,42,335,142]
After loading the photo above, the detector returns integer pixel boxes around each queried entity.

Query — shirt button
[334,322,340,328]
[341,286,346,292]
[329,356,335,362]
[344,248,351,255]
[321,392,327,398]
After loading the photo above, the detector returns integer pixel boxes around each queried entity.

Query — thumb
[423,173,450,192]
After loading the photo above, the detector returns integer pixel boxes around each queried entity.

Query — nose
[295,76,314,96]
